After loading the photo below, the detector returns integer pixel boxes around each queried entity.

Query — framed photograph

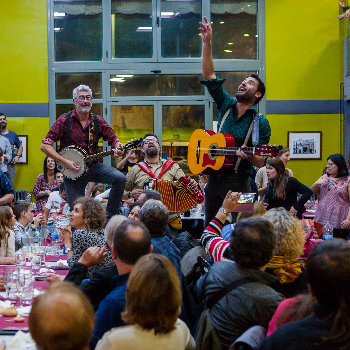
[288,132,322,160]
[17,135,28,164]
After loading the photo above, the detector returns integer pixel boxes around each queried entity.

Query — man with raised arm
[199,16,271,225]
[40,85,125,218]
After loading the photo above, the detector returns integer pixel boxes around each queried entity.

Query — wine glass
[3,267,16,299]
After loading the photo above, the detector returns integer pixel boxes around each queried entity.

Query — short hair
[74,197,106,230]
[138,199,169,237]
[59,183,65,192]
[113,220,151,265]
[236,201,266,222]
[139,190,162,203]
[29,283,94,350]
[12,202,31,221]
[278,147,290,157]
[249,73,265,105]
[264,208,305,257]
[104,215,127,247]
[122,254,181,335]
[230,216,276,268]
[0,113,5,119]
[327,154,348,178]
[128,201,143,213]
[72,85,92,100]
[142,132,160,146]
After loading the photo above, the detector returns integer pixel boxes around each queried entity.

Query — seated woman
[32,156,58,212]
[127,201,143,220]
[95,254,195,350]
[0,207,15,263]
[264,158,312,218]
[60,198,113,277]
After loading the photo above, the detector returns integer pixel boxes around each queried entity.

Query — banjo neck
[85,149,115,163]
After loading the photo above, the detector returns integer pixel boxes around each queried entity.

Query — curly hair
[264,207,305,257]
[74,197,106,230]
[0,207,13,252]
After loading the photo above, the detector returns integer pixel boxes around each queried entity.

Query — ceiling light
[110,78,125,82]
[136,27,152,32]
[228,43,233,45]
[224,50,232,52]
[161,12,174,16]
[244,34,249,36]
[116,75,134,78]
[54,28,61,31]
[54,12,65,17]
[220,21,224,24]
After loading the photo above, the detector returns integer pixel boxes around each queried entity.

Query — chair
[13,190,32,204]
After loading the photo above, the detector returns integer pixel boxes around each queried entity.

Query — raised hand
[222,191,242,213]
[199,16,212,43]
[78,247,106,267]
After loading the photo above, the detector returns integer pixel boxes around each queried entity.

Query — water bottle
[50,221,60,257]
[322,221,333,240]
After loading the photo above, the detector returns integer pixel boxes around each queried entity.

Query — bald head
[112,220,151,265]
[104,214,128,247]
[29,283,94,350]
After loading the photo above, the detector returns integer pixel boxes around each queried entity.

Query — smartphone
[35,276,48,281]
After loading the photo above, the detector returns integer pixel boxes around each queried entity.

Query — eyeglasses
[326,162,335,166]
[143,138,158,145]
[76,95,92,101]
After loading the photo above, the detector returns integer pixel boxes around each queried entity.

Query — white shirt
[45,191,70,227]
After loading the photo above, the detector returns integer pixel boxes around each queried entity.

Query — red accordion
[148,176,204,212]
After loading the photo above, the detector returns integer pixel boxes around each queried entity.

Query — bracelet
[219,207,229,215]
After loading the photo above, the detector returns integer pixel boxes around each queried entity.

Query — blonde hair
[236,201,266,222]
[264,207,305,257]
[122,254,181,334]
[0,207,13,252]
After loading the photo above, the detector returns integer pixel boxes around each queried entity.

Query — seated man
[0,169,13,205]
[197,215,284,350]
[43,183,70,227]
[90,220,152,349]
[137,189,162,203]
[29,283,95,350]
[13,202,47,248]
[51,171,64,192]
[260,239,350,350]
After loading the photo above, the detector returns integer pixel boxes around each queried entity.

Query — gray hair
[139,199,169,237]
[73,85,92,100]
[104,215,128,247]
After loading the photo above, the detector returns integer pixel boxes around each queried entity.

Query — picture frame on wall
[17,135,28,164]
[288,132,322,160]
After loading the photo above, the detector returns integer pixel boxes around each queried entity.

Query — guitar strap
[218,107,232,133]
[137,159,176,179]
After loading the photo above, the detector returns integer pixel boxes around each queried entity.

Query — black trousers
[204,172,251,227]
[333,228,349,240]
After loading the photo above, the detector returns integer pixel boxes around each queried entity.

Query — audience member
[0,169,14,205]
[0,113,23,185]
[116,149,140,173]
[260,239,350,350]
[29,282,95,350]
[43,183,70,227]
[138,199,182,278]
[264,158,312,218]
[90,220,152,349]
[256,147,293,198]
[51,171,64,191]
[198,215,284,349]
[138,189,162,203]
[0,207,15,261]
[32,156,58,211]
[95,254,195,350]
[311,153,350,239]
[0,134,12,179]
[127,201,143,220]
[198,175,208,193]
[60,198,113,277]
[13,202,47,249]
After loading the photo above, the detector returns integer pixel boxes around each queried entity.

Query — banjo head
[60,147,87,179]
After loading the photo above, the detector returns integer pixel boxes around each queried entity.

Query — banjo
[57,138,143,180]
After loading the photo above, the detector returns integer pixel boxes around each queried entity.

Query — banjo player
[40,84,125,219]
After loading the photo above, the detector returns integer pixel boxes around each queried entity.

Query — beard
[235,91,255,104]
[0,123,6,130]
[145,147,158,158]
[76,104,92,114]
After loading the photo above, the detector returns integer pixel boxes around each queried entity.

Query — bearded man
[199,16,271,225]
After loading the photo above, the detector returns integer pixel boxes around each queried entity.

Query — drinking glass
[21,280,34,306]
[8,274,18,304]
[15,253,26,266]
[3,267,17,299]
[21,237,29,253]
[30,254,41,269]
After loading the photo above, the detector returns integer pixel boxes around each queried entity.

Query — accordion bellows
[151,176,204,212]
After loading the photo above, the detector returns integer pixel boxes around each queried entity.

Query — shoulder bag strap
[206,277,258,309]
[66,112,70,146]
[218,107,232,133]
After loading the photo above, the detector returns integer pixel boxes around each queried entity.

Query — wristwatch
[219,207,229,215]
[65,248,72,253]
[127,192,131,199]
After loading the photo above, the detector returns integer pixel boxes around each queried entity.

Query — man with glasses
[41,85,125,219]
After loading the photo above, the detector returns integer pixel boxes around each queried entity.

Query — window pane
[161,0,201,58]
[211,0,258,59]
[212,71,254,121]
[54,1,102,61]
[111,105,154,144]
[56,73,102,100]
[162,105,204,175]
[111,0,152,58]
[110,74,204,96]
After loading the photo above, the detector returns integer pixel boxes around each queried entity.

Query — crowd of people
[0,16,350,350]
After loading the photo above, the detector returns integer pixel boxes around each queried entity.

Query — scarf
[266,256,305,284]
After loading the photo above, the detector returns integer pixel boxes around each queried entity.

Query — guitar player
[199,16,271,226]
[40,84,125,219]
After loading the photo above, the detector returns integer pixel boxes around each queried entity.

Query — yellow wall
[266,0,345,185]
[0,0,48,191]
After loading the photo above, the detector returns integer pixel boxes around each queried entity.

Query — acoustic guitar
[188,129,282,175]
[57,138,143,180]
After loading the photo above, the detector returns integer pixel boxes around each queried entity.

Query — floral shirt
[32,173,57,211]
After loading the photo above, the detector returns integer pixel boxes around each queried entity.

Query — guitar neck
[213,147,256,156]
[85,149,115,162]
